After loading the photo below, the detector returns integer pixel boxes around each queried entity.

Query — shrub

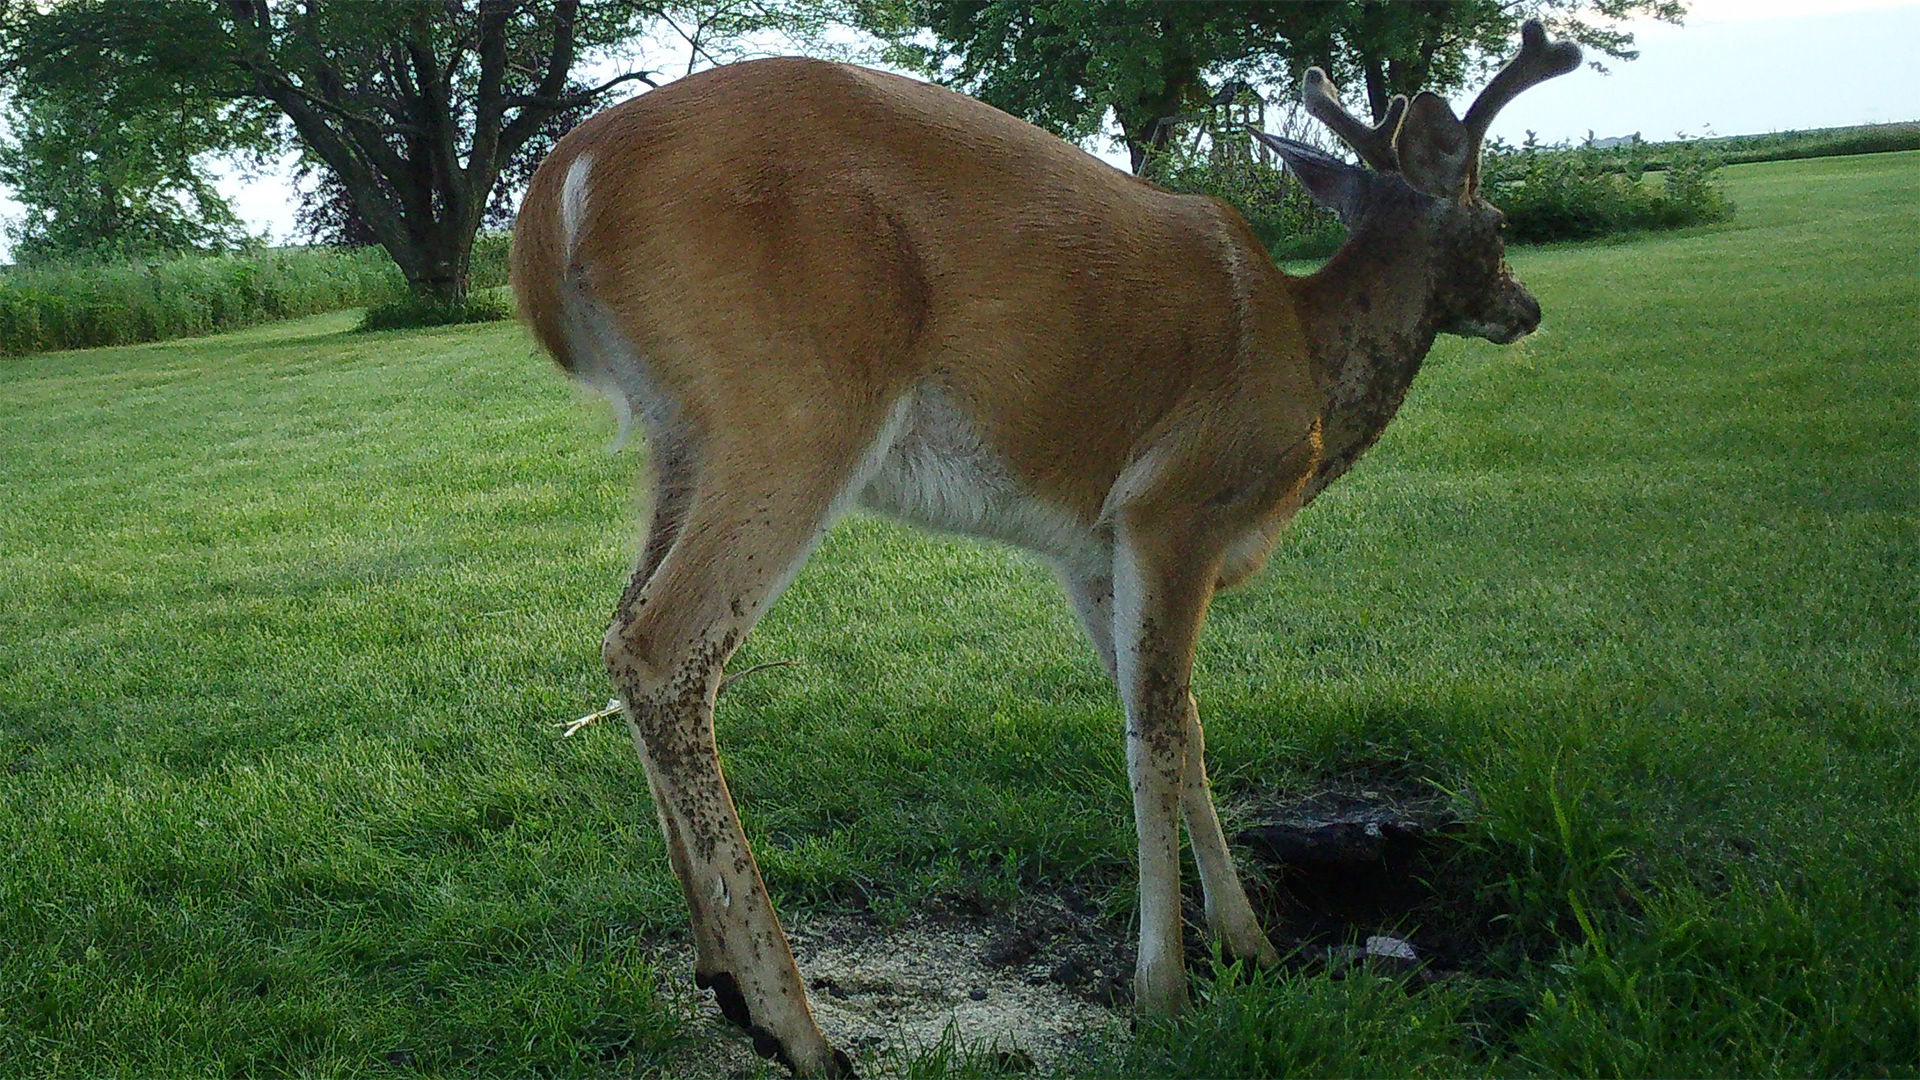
[1144,132,1736,259]
[470,232,512,291]
[1714,122,1920,166]
[1482,135,1734,243]
[1142,144,1346,260]
[357,289,512,332]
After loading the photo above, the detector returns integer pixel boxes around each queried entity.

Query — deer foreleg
[1177,695,1280,965]
[1111,524,1228,1016]
[1061,566,1276,973]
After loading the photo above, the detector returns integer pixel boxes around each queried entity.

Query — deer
[509,20,1581,1076]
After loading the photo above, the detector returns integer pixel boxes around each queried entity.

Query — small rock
[1364,935,1417,961]
[969,987,989,1001]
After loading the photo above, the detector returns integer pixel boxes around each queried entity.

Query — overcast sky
[3,0,1916,260]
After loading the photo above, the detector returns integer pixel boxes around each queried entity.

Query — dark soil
[1230,776,1549,982]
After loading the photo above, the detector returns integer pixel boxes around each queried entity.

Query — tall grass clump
[1483,135,1734,242]
[0,246,406,356]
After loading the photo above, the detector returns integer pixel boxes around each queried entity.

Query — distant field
[1,151,1914,1077]
[1702,119,1920,164]
[1557,119,1920,170]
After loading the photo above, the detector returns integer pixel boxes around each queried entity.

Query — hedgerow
[0,232,515,357]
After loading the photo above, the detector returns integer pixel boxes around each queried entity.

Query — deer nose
[1515,289,1541,331]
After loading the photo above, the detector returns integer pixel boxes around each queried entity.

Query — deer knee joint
[602,621,670,698]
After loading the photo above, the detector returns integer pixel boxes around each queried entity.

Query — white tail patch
[554,151,651,454]
[560,152,593,258]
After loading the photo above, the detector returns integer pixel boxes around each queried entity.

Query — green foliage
[1483,135,1735,243]
[1,1,843,304]
[1573,123,1920,174]
[0,89,269,266]
[0,248,405,356]
[1143,130,1733,261]
[356,234,513,330]
[867,0,1267,170]
[468,231,513,292]
[0,233,513,356]
[857,0,1683,171]
[1711,121,1920,165]
[1470,742,1636,937]
[1118,963,1474,1077]
[359,291,512,332]
[1510,873,1920,1076]
[1141,144,1344,259]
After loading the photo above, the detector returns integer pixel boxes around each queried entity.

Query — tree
[3,1,825,306]
[292,81,591,249]
[0,87,270,266]
[1271,1,1686,125]
[861,1,1294,172]
[857,0,1684,172]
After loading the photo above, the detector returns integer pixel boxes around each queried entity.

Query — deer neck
[1294,232,1442,502]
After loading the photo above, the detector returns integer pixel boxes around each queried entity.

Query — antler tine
[1301,67,1406,173]
[1461,19,1583,150]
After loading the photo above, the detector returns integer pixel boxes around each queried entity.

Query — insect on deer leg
[604,420,887,1078]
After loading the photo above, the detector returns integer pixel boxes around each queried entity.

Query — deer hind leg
[607,414,894,1078]
[634,431,697,589]
[1060,566,1277,986]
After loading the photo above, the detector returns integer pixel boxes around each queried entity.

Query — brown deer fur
[511,23,1580,1076]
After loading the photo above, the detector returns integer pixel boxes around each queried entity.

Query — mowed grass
[2,152,1915,1077]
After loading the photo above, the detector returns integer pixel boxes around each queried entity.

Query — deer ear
[1250,130,1367,223]
[1395,92,1473,197]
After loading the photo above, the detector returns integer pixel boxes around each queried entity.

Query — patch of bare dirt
[660,776,1532,1076]
[659,895,1130,1077]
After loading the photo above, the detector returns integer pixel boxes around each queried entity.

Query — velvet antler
[1300,67,1407,173]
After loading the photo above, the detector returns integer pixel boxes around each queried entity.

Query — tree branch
[504,68,657,110]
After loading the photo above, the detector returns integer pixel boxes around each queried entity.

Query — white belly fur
[858,385,1106,572]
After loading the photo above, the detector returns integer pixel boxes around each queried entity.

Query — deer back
[511,57,1320,525]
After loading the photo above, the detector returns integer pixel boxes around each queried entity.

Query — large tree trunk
[396,225,475,307]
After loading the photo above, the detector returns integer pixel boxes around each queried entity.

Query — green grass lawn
[2,151,1915,1078]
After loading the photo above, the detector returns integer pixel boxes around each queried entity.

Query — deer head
[1253,20,1582,344]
